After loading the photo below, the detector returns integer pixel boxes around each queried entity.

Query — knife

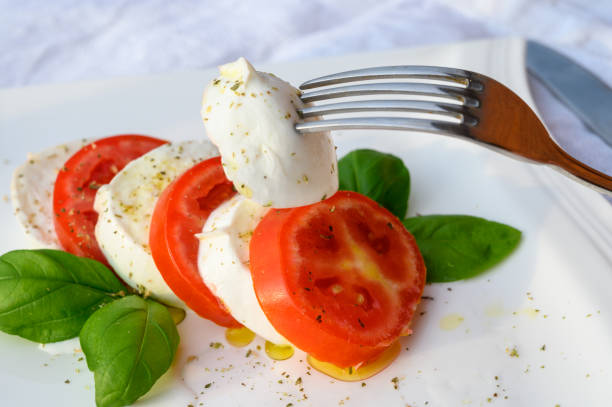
[526,40,612,147]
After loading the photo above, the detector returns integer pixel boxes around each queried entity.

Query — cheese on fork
[11,139,90,249]
[94,141,218,307]
[197,195,290,345]
[201,57,338,208]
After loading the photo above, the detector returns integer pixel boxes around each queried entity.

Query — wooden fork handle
[546,143,612,195]
[478,113,612,196]
[472,78,612,196]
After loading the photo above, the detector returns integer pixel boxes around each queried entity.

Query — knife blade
[526,40,612,147]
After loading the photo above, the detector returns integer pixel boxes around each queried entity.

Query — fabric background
[1,0,611,181]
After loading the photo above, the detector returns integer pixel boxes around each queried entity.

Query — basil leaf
[338,149,410,218]
[80,296,179,407]
[0,249,126,343]
[402,215,522,283]
[167,305,186,325]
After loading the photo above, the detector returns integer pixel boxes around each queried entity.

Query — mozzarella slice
[94,141,218,307]
[11,139,90,249]
[197,195,289,345]
[201,57,338,208]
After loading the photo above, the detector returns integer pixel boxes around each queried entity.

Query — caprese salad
[2,57,521,407]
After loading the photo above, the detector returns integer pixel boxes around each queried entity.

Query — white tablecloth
[1,0,611,181]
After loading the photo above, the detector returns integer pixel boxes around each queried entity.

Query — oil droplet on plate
[225,327,255,347]
[514,308,540,319]
[485,303,504,317]
[439,313,464,331]
[265,341,294,360]
[307,340,401,381]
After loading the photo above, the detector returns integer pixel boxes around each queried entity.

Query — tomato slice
[149,157,240,327]
[53,135,167,264]
[250,191,426,367]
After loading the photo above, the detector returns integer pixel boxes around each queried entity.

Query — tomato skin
[149,157,240,328]
[250,191,426,367]
[53,135,166,265]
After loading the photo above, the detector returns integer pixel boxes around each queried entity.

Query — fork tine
[298,100,479,126]
[295,117,470,137]
[300,82,480,107]
[299,65,483,91]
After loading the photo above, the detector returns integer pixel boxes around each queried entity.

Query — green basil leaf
[80,295,179,407]
[402,215,522,283]
[338,149,410,218]
[0,249,126,343]
[167,305,186,325]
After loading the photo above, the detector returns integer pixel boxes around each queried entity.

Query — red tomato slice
[53,135,167,264]
[250,191,426,367]
[149,157,240,328]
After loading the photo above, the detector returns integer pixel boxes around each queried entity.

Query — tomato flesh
[53,135,166,264]
[250,191,426,367]
[149,157,240,327]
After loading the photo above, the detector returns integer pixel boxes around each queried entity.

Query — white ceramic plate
[1,37,611,407]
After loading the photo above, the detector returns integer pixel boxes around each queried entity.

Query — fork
[295,66,612,196]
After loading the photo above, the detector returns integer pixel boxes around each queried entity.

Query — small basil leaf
[167,305,186,325]
[402,215,522,283]
[80,296,179,407]
[0,249,126,343]
[338,149,410,218]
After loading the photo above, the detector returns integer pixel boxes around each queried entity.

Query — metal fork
[295,66,612,196]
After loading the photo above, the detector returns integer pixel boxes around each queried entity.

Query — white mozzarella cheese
[94,141,218,307]
[197,195,289,345]
[201,57,338,208]
[11,139,90,249]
